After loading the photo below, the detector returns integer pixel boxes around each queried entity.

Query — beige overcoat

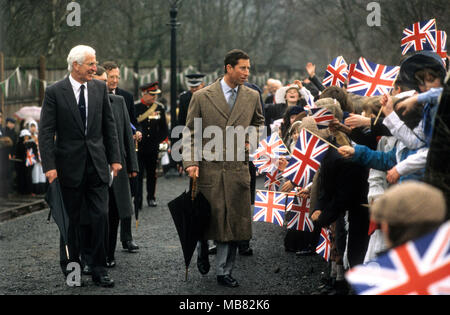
[183,79,265,242]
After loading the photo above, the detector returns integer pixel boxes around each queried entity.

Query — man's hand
[186,166,199,179]
[345,114,371,129]
[306,63,316,78]
[128,172,138,178]
[111,163,122,177]
[386,167,400,184]
[311,210,322,222]
[45,169,58,184]
[337,145,355,159]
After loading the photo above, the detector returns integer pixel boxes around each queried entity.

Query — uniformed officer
[177,74,205,127]
[135,82,168,209]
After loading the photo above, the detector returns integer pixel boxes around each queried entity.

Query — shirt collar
[220,78,238,95]
[69,74,87,91]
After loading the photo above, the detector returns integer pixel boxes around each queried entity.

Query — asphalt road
[0,175,326,296]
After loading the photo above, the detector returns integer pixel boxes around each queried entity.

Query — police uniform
[135,82,168,208]
[177,74,205,127]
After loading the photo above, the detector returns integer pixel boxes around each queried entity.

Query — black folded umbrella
[168,178,211,281]
[45,178,70,260]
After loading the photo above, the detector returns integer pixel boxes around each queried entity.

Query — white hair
[67,45,96,72]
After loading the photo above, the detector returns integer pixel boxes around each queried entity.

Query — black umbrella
[45,178,70,260]
[168,178,211,281]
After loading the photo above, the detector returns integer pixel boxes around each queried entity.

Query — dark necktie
[79,85,86,130]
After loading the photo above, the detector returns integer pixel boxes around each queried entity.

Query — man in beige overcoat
[183,49,265,288]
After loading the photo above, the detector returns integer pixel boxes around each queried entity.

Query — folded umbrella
[45,178,70,260]
[168,178,211,281]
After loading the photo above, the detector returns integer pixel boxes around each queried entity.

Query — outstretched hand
[337,145,355,159]
[306,63,316,78]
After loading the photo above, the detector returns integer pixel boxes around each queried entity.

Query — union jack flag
[250,133,288,161]
[252,155,279,174]
[347,63,357,82]
[26,148,37,167]
[264,169,283,191]
[427,30,448,60]
[347,57,400,96]
[308,107,335,129]
[316,228,331,262]
[253,190,294,227]
[286,197,314,232]
[401,19,436,56]
[251,133,288,174]
[346,221,450,295]
[322,56,349,88]
[282,128,329,187]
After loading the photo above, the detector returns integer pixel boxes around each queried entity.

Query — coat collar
[205,79,252,125]
[61,77,85,133]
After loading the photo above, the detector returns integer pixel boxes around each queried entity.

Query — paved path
[0,175,326,295]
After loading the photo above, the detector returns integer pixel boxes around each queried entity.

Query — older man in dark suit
[39,45,121,288]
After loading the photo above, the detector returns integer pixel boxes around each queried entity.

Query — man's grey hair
[67,45,96,72]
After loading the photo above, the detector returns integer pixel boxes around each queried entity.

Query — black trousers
[347,206,370,267]
[107,188,132,260]
[59,153,109,277]
[136,146,159,208]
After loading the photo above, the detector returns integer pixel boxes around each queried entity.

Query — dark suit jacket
[109,94,139,219]
[115,87,137,128]
[39,77,121,188]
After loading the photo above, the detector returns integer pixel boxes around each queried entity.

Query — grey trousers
[197,240,238,276]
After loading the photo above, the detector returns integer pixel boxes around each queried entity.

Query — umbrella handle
[191,177,197,201]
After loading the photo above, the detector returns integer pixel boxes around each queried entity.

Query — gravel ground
[0,175,326,296]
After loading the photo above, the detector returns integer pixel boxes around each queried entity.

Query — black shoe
[148,199,157,207]
[217,275,239,288]
[92,274,115,288]
[208,245,217,255]
[197,256,210,275]
[328,280,350,296]
[122,240,139,253]
[239,247,253,256]
[82,265,92,275]
[106,259,116,268]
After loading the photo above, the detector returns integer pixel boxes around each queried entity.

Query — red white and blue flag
[316,228,331,262]
[346,221,450,295]
[251,133,288,174]
[347,57,400,96]
[26,148,37,167]
[322,56,349,88]
[428,30,448,61]
[253,190,294,227]
[401,19,436,56]
[264,169,283,191]
[286,197,314,232]
[282,129,329,187]
[308,107,335,129]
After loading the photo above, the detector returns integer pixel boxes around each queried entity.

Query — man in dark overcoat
[39,45,121,288]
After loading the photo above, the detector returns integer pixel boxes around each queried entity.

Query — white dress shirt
[220,78,239,105]
[69,75,88,131]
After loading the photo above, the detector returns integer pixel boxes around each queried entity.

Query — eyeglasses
[108,75,121,80]
[82,61,99,67]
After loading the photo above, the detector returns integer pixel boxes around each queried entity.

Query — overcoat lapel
[228,86,251,126]
[61,77,85,133]
[86,80,97,134]
[205,80,231,120]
